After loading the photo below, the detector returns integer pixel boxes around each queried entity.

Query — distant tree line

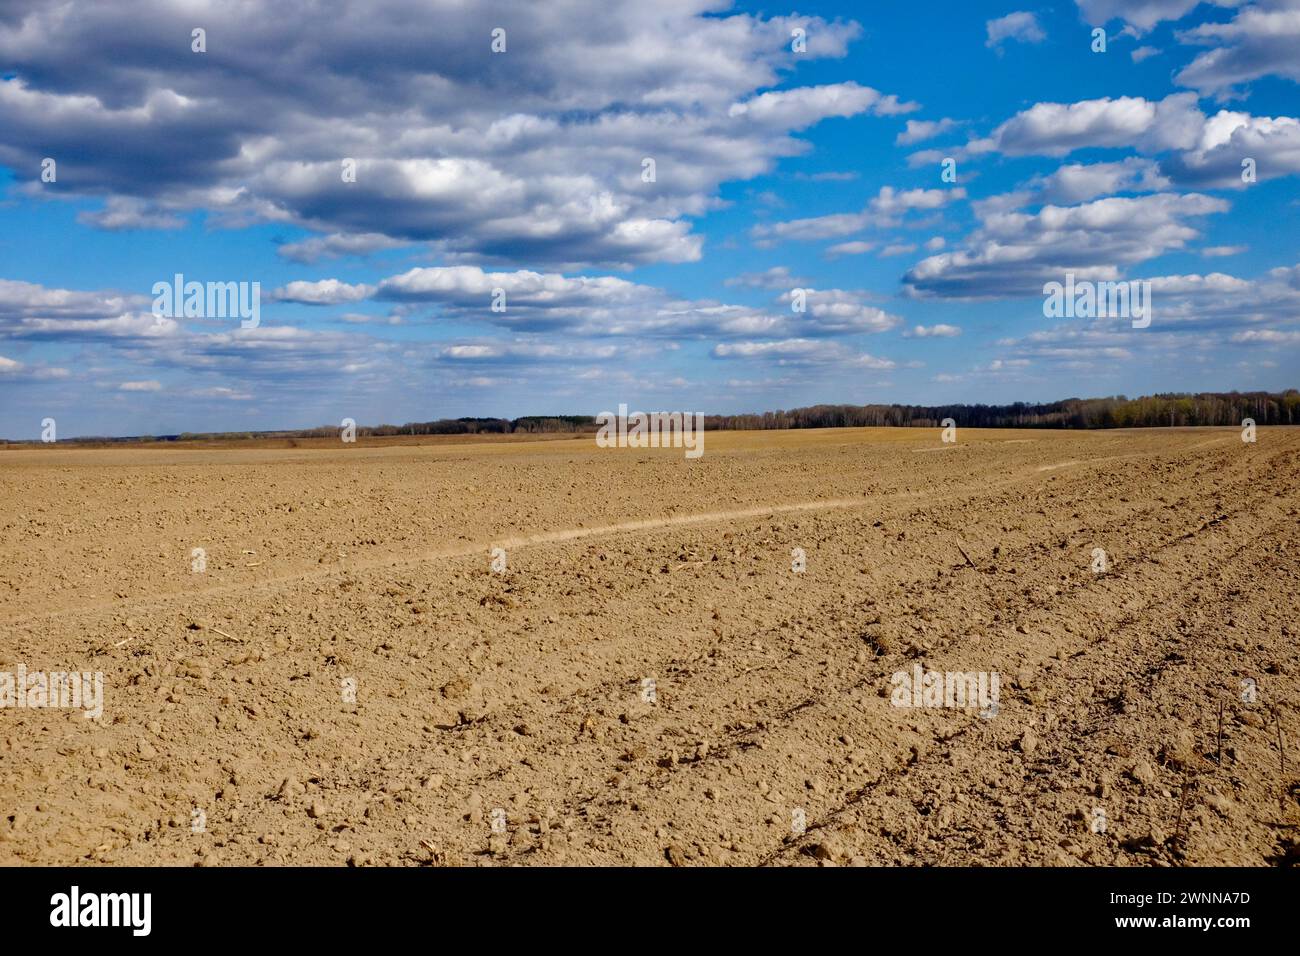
[10,391,1295,444]
[283,415,600,439]
[247,391,1300,439]
[703,390,1300,431]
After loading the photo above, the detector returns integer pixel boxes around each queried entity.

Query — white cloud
[0,2,903,269]
[982,93,1300,190]
[879,242,918,257]
[896,118,958,146]
[986,12,1047,49]
[904,192,1229,298]
[191,387,255,400]
[728,82,917,127]
[725,266,810,290]
[772,288,902,334]
[277,233,409,264]
[904,324,962,338]
[1029,157,1171,203]
[977,263,1300,378]
[77,197,185,232]
[1175,2,1300,95]
[267,265,901,340]
[438,341,620,363]
[1073,2,1300,97]
[824,240,876,258]
[0,278,177,342]
[272,279,375,305]
[991,94,1205,157]
[1231,329,1300,344]
[0,279,142,322]
[712,338,896,368]
[753,186,966,241]
[1162,111,1300,187]
[1073,0,1229,34]
[905,137,998,170]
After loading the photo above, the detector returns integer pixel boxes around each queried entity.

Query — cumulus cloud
[1073,0,1235,34]
[895,118,958,146]
[1231,329,1300,343]
[991,94,1206,156]
[772,288,902,334]
[1138,262,1300,330]
[986,12,1047,49]
[982,93,1300,189]
[0,279,177,343]
[728,82,917,127]
[711,338,896,368]
[1028,158,1171,203]
[879,242,918,257]
[191,386,255,400]
[77,197,186,231]
[904,192,1229,298]
[277,233,409,264]
[0,275,420,419]
[905,137,997,169]
[904,324,962,338]
[988,327,1136,371]
[753,186,965,242]
[0,279,143,323]
[1160,111,1300,187]
[725,266,810,290]
[437,340,621,363]
[1175,2,1300,95]
[269,265,900,340]
[824,240,876,258]
[0,354,69,381]
[272,279,375,305]
[1073,2,1299,96]
[975,262,1300,379]
[0,1,908,269]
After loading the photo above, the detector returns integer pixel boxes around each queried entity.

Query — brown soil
[1,426,1297,866]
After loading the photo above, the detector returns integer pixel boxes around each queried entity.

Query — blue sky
[1,0,1297,438]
